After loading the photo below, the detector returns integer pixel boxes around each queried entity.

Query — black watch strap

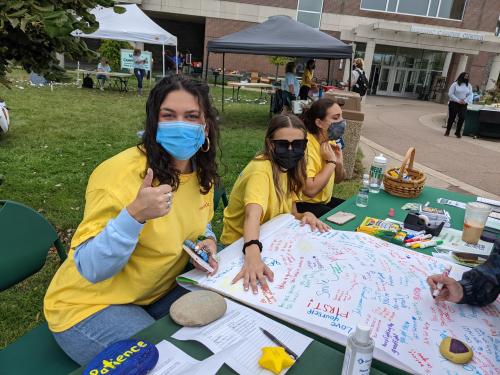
[242,239,263,255]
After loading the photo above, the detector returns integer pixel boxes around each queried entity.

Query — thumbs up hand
[127,168,173,223]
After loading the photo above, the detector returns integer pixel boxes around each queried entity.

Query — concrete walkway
[358,96,500,200]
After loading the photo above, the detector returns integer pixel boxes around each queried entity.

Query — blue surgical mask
[327,119,346,141]
[156,121,206,160]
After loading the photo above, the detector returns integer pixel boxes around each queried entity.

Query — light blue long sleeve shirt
[448,82,473,104]
[74,208,216,283]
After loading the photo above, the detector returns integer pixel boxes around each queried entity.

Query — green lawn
[0,69,363,348]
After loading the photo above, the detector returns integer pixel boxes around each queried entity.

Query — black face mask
[273,149,305,171]
[272,139,307,170]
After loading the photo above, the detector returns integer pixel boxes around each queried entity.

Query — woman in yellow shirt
[44,76,219,365]
[221,114,329,294]
[296,98,346,218]
[299,59,316,100]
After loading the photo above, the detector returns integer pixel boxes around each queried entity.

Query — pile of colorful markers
[404,232,443,249]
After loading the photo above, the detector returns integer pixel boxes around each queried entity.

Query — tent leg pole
[205,51,210,81]
[175,43,178,74]
[162,44,165,77]
[348,58,352,91]
[222,53,225,112]
[327,59,331,85]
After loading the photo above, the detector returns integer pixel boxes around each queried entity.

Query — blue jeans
[53,285,188,365]
[134,68,146,89]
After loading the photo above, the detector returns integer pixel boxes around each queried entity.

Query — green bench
[0,200,79,374]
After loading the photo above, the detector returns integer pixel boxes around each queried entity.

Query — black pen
[260,328,298,360]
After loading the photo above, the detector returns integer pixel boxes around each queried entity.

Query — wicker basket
[383,147,426,198]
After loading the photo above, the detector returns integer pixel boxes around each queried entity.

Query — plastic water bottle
[369,154,387,193]
[356,174,369,208]
[341,325,374,375]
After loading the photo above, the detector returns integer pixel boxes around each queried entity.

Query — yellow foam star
[258,346,295,374]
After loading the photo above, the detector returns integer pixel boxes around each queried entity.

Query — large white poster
[180,215,500,375]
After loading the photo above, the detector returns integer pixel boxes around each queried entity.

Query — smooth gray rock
[170,290,227,326]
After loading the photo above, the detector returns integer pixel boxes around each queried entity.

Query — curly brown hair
[139,75,219,194]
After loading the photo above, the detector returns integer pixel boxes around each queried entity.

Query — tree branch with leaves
[0,0,125,87]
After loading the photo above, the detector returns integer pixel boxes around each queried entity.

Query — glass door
[392,69,405,94]
[404,70,417,94]
[415,70,427,96]
[377,67,391,95]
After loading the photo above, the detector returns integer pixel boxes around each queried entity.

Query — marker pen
[405,234,432,243]
[416,240,444,249]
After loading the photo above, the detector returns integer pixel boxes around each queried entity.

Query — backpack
[352,68,368,97]
[82,75,94,89]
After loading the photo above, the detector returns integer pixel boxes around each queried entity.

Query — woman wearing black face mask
[445,72,473,138]
[296,98,347,218]
[221,114,330,294]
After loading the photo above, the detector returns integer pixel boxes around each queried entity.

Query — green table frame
[67,187,474,375]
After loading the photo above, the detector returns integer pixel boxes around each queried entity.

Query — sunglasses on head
[271,139,308,153]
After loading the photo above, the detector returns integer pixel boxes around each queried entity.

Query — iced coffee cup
[462,202,492,244]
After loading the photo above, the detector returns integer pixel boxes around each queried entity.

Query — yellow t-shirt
[44,147,214,332]
[300,132,336,204]
[221,158,294,245]
[302,69,314,88]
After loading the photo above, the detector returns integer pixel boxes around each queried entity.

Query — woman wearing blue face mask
[296,98,346,218]
[44,75,220,365]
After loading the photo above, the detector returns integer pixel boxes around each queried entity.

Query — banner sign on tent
[121,49,152,71]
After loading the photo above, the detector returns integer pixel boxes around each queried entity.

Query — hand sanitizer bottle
[341,325,374,375]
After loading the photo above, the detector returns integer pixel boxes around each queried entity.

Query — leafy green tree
[0,0,125,86]
[268,56,294,79]
[97,40,133,71]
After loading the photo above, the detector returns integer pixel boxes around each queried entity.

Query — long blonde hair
[256,114,307,204]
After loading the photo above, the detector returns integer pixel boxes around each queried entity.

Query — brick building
[138,0,500,98]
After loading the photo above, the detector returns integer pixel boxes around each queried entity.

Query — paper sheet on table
[172,299,312,375]
[437,227,493,256]
[150,340,226,375]
[486,216,500,231]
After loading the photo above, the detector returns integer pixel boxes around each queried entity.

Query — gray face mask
[327,119,346,141]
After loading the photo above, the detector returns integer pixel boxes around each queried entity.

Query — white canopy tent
[72,4,177,75]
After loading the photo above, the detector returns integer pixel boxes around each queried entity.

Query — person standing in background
[282,61,300,99]
[299,59,316,100]
[445,72,473,138]
[350,58,368,99]
[133,48,147,96]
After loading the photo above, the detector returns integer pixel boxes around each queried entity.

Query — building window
[360,0,467,20]
[496,16,500,36]
[297,0,324,29]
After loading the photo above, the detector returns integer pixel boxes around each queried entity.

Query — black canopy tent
[205,15,353,110]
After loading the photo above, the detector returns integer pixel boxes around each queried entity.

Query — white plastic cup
[462,202,491,244]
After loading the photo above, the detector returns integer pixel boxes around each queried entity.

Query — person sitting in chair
[96,58,111,91]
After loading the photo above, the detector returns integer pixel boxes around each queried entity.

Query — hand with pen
[193,237,219,276]
[427,275,464,303]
